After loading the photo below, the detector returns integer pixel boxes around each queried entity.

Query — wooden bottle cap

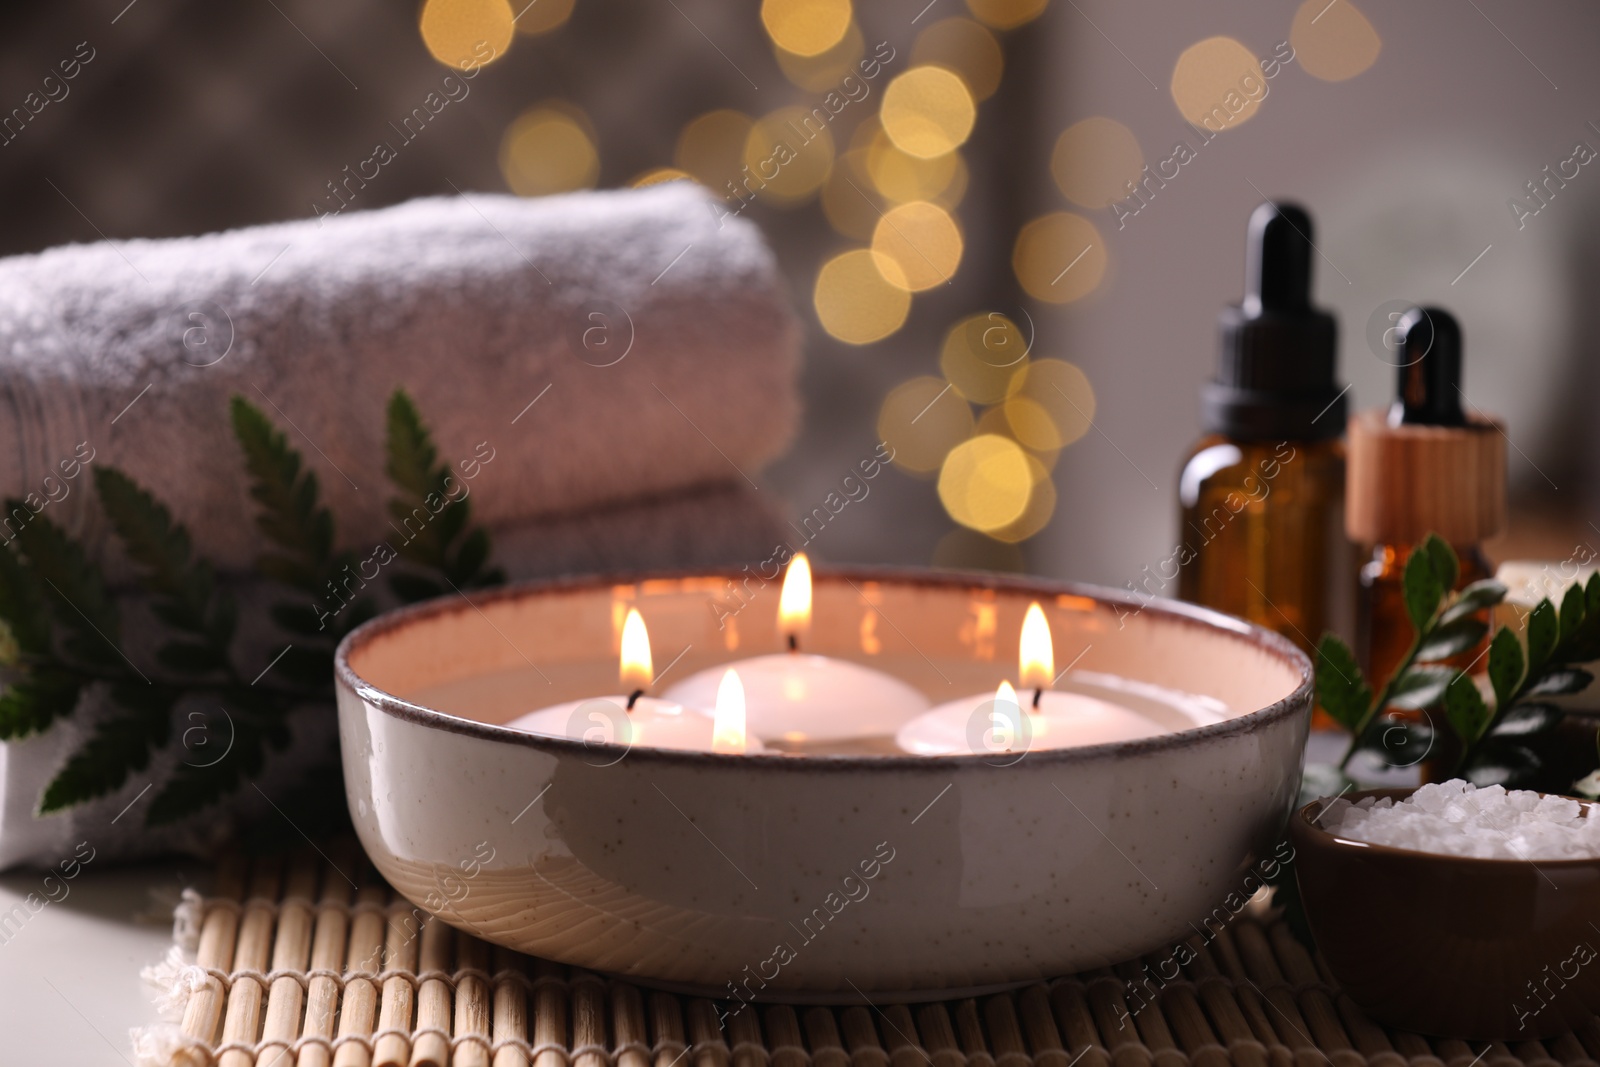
[1346,408,1507,546]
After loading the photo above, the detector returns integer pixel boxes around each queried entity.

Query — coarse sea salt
[1319,779,1600,860]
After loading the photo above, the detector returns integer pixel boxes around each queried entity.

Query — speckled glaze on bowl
[1291,788,1600,1040]
[334,567,1311,997]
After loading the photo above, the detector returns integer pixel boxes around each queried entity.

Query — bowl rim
[1294,786,1600,867]
[333,563,1313,770]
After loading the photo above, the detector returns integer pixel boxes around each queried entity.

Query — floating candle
[662,553,930,748]
[506,608,761,753]
[895,602,1165,756]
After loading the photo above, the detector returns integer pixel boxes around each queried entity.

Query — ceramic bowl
[334,567,1311,997]
[1290,788,1600,1040]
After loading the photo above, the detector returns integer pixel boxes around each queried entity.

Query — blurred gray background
[1,0,1595,586]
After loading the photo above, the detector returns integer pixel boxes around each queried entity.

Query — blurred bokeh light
[813,249,911,343]
[880,67,977,160]
[499,104,599,195]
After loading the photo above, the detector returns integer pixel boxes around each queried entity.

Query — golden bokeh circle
[939,434,1035,533]
[1012,212,1107,304]
[499,105,598,196]
[1052,117,1144,209]
[420,0,515,69]
[814,250,911,344]
[1291,0,1382,82]
[777,20,865,89]
[911,19,1004,101]
[964,0,1047,31]
[867,129,967,204]
[761,0,852,57]
[940,313,1029,405]
[988,454,1055,543]
[871,201,964,291]
[1170,36,1267,131]
[1004,359,1095,451]
[880,67,977,160]
[514,0,575,36]
[744,106,836,205]
[675,110,754,189]
[877,376,976,474]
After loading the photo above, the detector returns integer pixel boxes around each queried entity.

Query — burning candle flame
[778,553,813,645]
[712,668,748,754]
[996,679,1020,710]
[1018,601,1054,692]
[619,607,653,692]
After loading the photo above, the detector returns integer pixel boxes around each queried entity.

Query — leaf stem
[1337,627,1426,771]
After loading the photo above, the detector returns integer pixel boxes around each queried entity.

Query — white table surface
[0,860,204,1065]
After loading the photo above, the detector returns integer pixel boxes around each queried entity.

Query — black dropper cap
[1202,202,1344,441]
[1389,307,1466,427]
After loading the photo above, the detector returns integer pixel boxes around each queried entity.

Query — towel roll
[0,183,800,573]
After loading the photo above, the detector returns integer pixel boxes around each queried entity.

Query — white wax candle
[896,601,1169,756]
[505,608,763,753]
[896,680,1164,756]
[661,553,929,745]
[663,653,930,745]
[506,695,738,752]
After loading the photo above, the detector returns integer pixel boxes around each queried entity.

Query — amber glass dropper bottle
[1349,307,1507,691]
[1178,202,1349,657]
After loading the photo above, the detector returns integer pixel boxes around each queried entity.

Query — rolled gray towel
[0,183,800,574]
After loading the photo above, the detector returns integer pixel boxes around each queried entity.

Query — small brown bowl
[1290,788,1600,1041]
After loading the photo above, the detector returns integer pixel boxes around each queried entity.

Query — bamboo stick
[454,932,493,1067]
[651,990,688,1067]
[687,999,730,1067]
[258,852,321,1067]
[876,1004,925,1067]
[805,1006,850,1067]
[218,856,286,1067]
[951,999,993,1067]
[175,854,248,1067]
[407,916,454,1067]
[531,959,569,1067]
[1016,985,1069,1067]
[916,1002,967,1067]
[611,980,652,1067]
[491,947,531,1067]
[764,1004,807,1067]
[333,880,393,1067]
[723,997,765,1067]
[573,972,610,1067]
[296,848,355,1067]
[1045,983,1112,1067]
[840,1005,888,1067]
[373,903,423,1067]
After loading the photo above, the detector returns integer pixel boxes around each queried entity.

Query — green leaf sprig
[1310,533,1600,794]
[0,388,505,827]
[1316,534,1494,776]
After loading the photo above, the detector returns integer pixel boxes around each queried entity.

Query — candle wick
[1032,687,1043,710]
[787,633,799,653]
[625,688,645,711]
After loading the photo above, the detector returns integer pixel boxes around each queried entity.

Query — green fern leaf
[8,506,123,671]
[146,711,269,826]
[37,684,175,813]
[0,540,52,655]
[0,667,82,740]
[383,388,504,599]
[231,396,336,592]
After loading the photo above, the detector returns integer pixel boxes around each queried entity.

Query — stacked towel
[0,184,802,868]
[0,181,799,573]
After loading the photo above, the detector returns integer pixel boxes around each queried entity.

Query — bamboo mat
[134,849,1600,1067]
